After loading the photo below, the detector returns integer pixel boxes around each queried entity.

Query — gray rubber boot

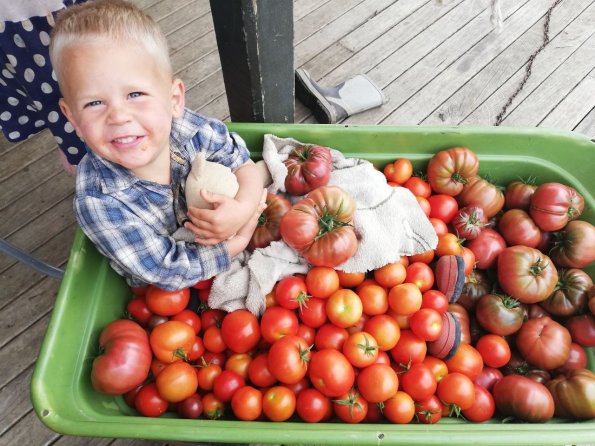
[295,68,387,124]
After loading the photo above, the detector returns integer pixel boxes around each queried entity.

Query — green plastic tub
[32,125,595,445]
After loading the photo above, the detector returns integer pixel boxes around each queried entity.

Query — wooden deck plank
[294,0,365,45]
[539,69,595,132]
[0,130,59,183]
[424,0,595,126]
[574,105,595,136]
[0,365,35,436]
[0,410,60,445]
[360,0,554,125]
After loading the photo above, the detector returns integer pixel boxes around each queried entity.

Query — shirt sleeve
[190,115,251,171]
[74,193,231,291]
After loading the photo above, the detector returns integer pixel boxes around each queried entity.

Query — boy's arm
[185,160,269,244]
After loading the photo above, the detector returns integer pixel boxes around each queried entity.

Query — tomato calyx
[500,294,521,309]
[376,401,385,414]
[451,171,468,185]
[257,213,268,227]
[294,291,312,311]
[357,336,379,358]
[333,389,363,418]
[414,403,440,423]
[444,402,465,419]
[396,359,413,375]
[315,210,352,241]
[204,407,223,420]
[292,145,314,162]
[299,343,314,364]
[529,257,550,276]
[173,347,188,362]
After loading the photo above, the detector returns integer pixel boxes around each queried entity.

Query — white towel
[208,134,437,316]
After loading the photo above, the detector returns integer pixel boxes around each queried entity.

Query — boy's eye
[84,100,102,108]
[129,92,144,98]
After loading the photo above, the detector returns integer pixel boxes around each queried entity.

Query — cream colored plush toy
[172,153,239,242]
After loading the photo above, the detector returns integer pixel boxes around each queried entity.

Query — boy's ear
[171,78,185,118]
[58,98,83,138]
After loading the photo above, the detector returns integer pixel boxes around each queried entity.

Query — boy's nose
[107,102,132,125]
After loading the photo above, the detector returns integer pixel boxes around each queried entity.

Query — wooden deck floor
[0,0,593,444]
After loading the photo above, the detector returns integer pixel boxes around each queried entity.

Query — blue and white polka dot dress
[0,1,87,165]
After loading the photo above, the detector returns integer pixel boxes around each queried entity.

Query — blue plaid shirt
[74,109,251,290]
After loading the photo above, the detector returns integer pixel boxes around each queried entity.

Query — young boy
[49,0,267,290]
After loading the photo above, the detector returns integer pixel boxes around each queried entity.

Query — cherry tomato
[333,389,368,423]
[461,384,495,422]
[405,262,434,292]
[156,361,198,403]
[260,306,299,343]
[298,297,328,328]
[220,309,261,354]
[336,270,366,288]
[374,261,407,288]
[225,353,252,380]
[171,309,201,334]
[177,393,203,419]
[357,283,389,316]
[314,323,349,351]
[308,349,355,397]
[267,335,312,384]
[342,331,379,368]
[389,330,426,366]
[326,288,363,328]
[435,232,463,257]
[437,372,476,411]
[388,283,422,316]
[306,266,340,298]
[196,363,222,391]
[404,176,432,198]
[247,353,277,388]
[231,385,262,421]
[126,297,153,325]
[364,314,401,351]
[400,362,437,401]
[445,342,484,381]
[428,194,459,224]
[213,370,245,402]
[383,391,415,423]
[296,388,332,423]
[150,320,195,363]
[135,383,168,417]
[410,308,443,341]
[202,392,225,419]
[384,158,413,184]
[275,275,310,310]
[145,286,190,316]
[262,385,296,421]
[421,290,449,313]
[415,395,443,424]
[475,334,511,368]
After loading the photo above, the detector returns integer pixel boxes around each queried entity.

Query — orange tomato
[435,233,463,256]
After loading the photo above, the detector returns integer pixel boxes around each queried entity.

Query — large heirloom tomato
[497,246,558,304]
[492,375,555,422]
[475,294,524,336]
[280,186,358,267]
[549,220,595,269]
[505,179,537,210]
[458,176,505,218]
[516,316,571,370]
[529,182,584,231]
[426,147,479,196]
[466,228,506,270]
[546,369,595,419]
[452,206,487,240]
[498,209,542,248]
[283,144,332,196]
[91,319,152,395]
[248,193,291,251]
[540,268,592,317]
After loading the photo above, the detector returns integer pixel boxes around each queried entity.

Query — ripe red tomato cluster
[94,147,594,425]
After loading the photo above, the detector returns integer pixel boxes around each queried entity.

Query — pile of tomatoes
[93,146,594,424]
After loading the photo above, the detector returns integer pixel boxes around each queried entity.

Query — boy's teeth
[114,136,136,143]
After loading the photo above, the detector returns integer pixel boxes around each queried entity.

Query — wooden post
[209,0,294,123]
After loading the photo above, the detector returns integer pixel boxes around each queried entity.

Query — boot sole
[294,69,336,124]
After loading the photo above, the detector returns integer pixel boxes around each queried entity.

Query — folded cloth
[208,134,438,316]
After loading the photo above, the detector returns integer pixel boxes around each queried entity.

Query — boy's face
[58,39,184,180]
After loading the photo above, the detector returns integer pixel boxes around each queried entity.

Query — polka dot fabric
[0,3,87,165]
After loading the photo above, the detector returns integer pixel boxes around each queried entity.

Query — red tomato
[475,334,511,368]
[260,306,299,343]
[333,389,368,423]
[388,283,422,316]
[212,370,245,403]
[530,182,584,231]
[220,310,260,354]
[298,297,328,328]
[357,283,389,316]
[267,335,312,384]
[357,363,399,403]
[475,293,524,336]
[498,209,542,247]
[192,277,213,290]
[505,179,537,210]
[202,325,227,354]
[566,314,595,347]
[145,286,190,316]
[497,246,558,304]
[308,349,355,397]
[342,331,379,368]
[516,317,571,370]
[429,217,449,236]
[389,329,427,366]
[247,353,277,388]
[554,342,588,374]
[177,393,203,419]
[399,362,437,401]
[383,391,415,423]
[435,232,463,257]
[415,395,443,424]
[460,246,475,276]
[384,158,413,184]
[421,290,449,313]
[405,262,434,292]
[374,261,407,288]
[280,186,358,267]
[452,205,487,240]
[283,144,332,196]
[364,314,401,351]
[409,249,435,264]
[225,353,252,380]
[91,319,151,395]
[493,375,554,422]
[549,220,595,269]
[186,336,205,362]
[196,363,222,391]
[445,342,484,381]
[416,196,431,216]
[461,384,495,422]
[422,356,448,382]
[156,361,198,403]
[200,309,225,331]
[296,323,316,345]
[171,309,201,334]
[466,228,506,270]
[296,388,332,423]
[314,323,349,351]
[135,383,168,417]
[458,176,505,218]
[248,192,292,250]
[474,367,503,391]
[426,147,479,196]
[326,288,363,328]
[126,297,153,326]
[202,392,225,419]
[130,286,148,297]
[305,266,340,298]
[410,308,443,341]
[262,385,296,421]
[404,176,432,198]
[428,194,459,223]
[437,372,475,411]
[231,386,262,421]
[275,275,310,310]
[336,270,366,288]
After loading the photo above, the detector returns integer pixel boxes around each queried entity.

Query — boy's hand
[224,190,268,257]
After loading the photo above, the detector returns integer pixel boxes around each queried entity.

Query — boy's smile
[58,38,185,183]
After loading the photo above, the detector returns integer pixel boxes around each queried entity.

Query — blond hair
[50,0,172,81]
